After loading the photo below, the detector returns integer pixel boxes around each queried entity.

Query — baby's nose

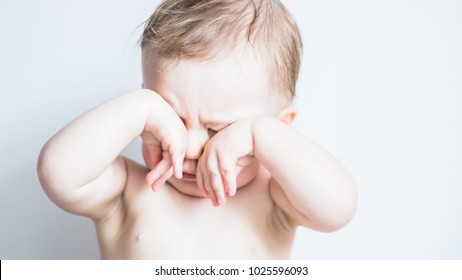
[185,129,208,160]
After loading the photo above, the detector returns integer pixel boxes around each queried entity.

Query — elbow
[318,183,358,233]
[304,204,357,233]
[37,143,53,191]
[301,182,358,233]
[37,143,78,212]
[316,200,358,233]
[37,142,67,200]
[37,143,57,197]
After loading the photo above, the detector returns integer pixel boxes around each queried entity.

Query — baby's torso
[95,162,296,259]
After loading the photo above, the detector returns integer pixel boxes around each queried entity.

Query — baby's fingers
[206,156,227,206]
[210,172,226,205]
[146,152,173,191]
[200,167,219,207]
[150,167,173,192]
[171,151,184,179]
[196,171,209,197]
[218,153,237,196]
[167,142,185,179]
[221,167,236,197]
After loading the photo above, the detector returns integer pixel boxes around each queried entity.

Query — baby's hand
[142,93,187,191]
[197,120,254,206]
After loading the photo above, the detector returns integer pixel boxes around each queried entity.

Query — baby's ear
[278,106,297,125]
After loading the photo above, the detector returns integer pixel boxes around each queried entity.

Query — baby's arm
[37,89,186,221]
[197,117,357,231]
[252,118,358,232]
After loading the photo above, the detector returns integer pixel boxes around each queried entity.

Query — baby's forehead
[142,47,289,109]
[143,43,258,68]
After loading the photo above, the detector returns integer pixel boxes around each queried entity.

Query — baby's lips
[182,172,197,181]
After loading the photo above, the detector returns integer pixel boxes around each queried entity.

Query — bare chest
[98,181,294,259]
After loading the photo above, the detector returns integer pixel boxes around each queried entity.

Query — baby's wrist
[250,116,280,134]
[250,116,288,154]
[124,89,169,128]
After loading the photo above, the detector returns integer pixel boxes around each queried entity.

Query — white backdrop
[1,0,461,259]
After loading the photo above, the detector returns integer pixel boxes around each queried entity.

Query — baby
[37,0,357,259]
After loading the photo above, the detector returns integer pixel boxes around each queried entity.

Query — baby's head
[140,0,302,107]
[140,0,302,190]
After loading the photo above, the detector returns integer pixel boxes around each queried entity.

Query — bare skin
[37,48,357,259]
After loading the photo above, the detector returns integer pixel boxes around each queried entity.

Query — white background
[0,0,461,259]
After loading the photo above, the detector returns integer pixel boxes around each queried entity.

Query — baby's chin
[166,177,204,198]
[168,160,261,197]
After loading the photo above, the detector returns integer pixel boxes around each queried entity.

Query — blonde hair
[140,0,302,103]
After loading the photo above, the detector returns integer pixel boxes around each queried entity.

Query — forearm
[38,89,157,190]
[252,117,357,230]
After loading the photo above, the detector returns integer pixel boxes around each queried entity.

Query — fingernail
[146,175,153,185]
[212,196,219,207]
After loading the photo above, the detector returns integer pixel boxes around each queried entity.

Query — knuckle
[220,168,231,179]
[206,157,216,170]
[210,173,221,190]
[220,163,232,173]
